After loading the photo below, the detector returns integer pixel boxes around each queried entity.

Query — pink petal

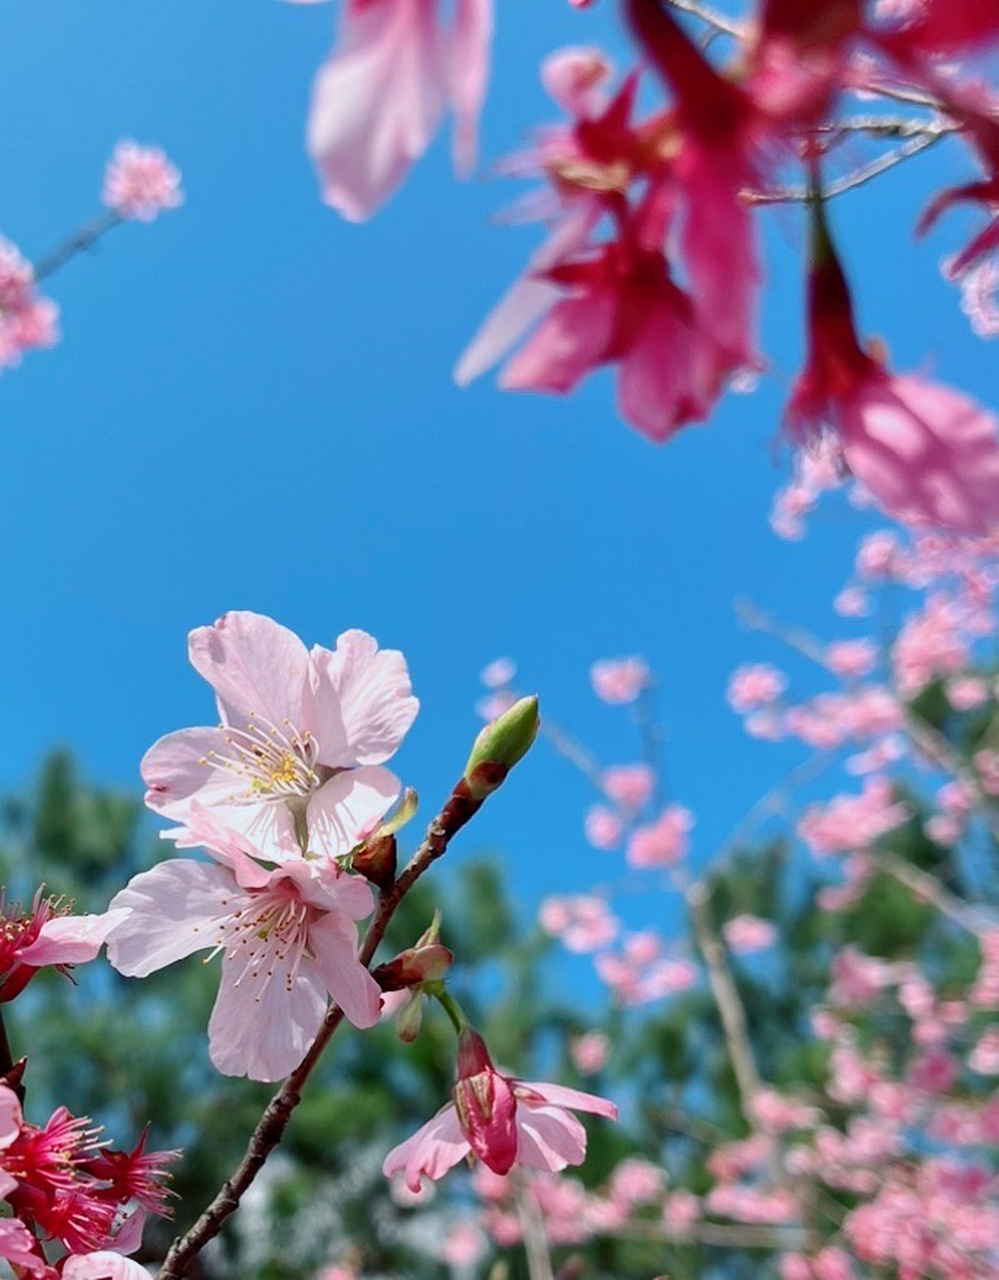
[272,859,375,919]
[188,611,312,731]
[140,726,230,812]
[0,1219,48,1274]
[17,908,131,967]
[0,1084,22,1150]
[448,0,493,175]
[382,1104,470,1191]
[306,0,447,221]
[315,630,419,767]
[62,1253,153,1280]
[165,807,274,889]
[840,372,999,535]
[515,1081,619,1120]
[208,951,327,1082]
[305,765,401,856]
[500,288,616,394]
[105,860,237,978]
[307,911,383,1028]
[455,209,600,386]
[515,1105,587,1171]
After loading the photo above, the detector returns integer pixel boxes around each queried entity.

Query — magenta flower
[102,141,183,222]
[105,813,382,1081]
[141,611,417,861]
[299,0,492,220]
[788,198,999,535]
[382,1029,617,1189]
[0,889,129,1003]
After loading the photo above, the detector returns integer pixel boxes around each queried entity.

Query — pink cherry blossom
[583,804,623,850]
[726,663,787,713]
[301,0,492,220]
[608,1157,663,1208]
[722,914,777,955]
[0,238,59,373]
[539,895,619,953]
[945,674,989,709]
[440,1220,486,1267]
[105,812,382,1081]
[0,889,129,1003]
[102,142,183,222]
[569,1030,609,1075]
[141,612,417,861]
[479,657,516,688]
[600,763,654,812]
[825,639,877,680]
[956,257,999,338]
[382,1029,616,1189]
[63,1255,153,1280]
[590,657,649,704]
[662,1188,701,1230]
[797,778,908,856]
[626,804,693,867]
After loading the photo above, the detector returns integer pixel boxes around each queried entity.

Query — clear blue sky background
[1,2,995,952]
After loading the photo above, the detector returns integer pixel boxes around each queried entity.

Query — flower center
[200,712,321,806]
[205,890,312,1001]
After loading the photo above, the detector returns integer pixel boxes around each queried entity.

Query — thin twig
[515,1179,556,1280]
[157,779,489,1279]
[541,718,604,790]
[33,210,122,282]
[611,1221,816,1249]
[663,0,745,38]
[872,848,995,937]
[747,130,948,205]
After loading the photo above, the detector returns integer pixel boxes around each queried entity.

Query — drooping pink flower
[299,0,492,220]
[626,804,693,867]
[590,656,649,704]
[382,1028,616,1189]
[102,142,183,222]
[787,196,999,535]
[722,913,777,955]
[0,238,59,373]
[104,812,382,1081]
[141,612,417,861]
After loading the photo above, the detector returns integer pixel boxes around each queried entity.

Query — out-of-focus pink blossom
[440,1220,487,1267]
[825,639,877,680]
[722,913,777,955]
[608,1157,664,1208]
[626,804,693,867]
[829,946,896,1007]
[590,656,649,704]
[969,1027,999,1074]
[726,663,787,713]
[956,257,999,338]
[480,657,516,688]
[600,763,655,812]
[0,238,59,373]
[945,674,989,709]
[662,1188,701,1230]
[749,1089,819,1133]
[301,0,492,219]
[102,142,183,221]
[798,778,908,856]
[583,804,623,850]
[835,585,869,616]
[539,895,619,953]
[569,1030,609,1075]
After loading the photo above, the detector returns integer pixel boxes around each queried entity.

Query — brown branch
[33,210,122,282]
[157,779,489,1279]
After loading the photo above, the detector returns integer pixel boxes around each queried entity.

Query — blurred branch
[516,1178,555,1280]
[157,777,493,1279]
[33,211,122,282]
[613,1221,815,1248]
[873,848,995,937]
[748,130,949,205]
[663,0,745,38]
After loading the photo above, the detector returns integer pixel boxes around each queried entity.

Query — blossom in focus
[787,194,999,535]
[722,913,777,955]
[63,1256,154,1280]
[102,141,183,222]
[382,1028,616,1188]
[0,238,59,373]
[298,0,492,220]
[590,656,649,704]
[0,889,129,1003]
[626,804,693,867]
[105,812,382,1080]
[141,612,417,861]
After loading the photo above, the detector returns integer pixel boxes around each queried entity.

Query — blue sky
[1,1,995,944]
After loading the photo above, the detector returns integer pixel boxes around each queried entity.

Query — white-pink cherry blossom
[105,811,382,1082]
[141,611,418,861]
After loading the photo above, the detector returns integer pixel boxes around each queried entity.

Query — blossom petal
[0,1085,22,1150]
[17,908,132,967]
[307,911,383,1028]
[273,859,375,919]
[188,611,312,730]
[500,289,617,394]
[62,1252,153,1279]
[382,1104,470,1191]
[307,0,447,220]
[105,860,236,978]
[516,1104,587,1171]
[306,766,401,856]
[314,630,418,767]
[140,726,230,812]
[208,950,327,1082]
[0,1219,49,1274]
[448,0,492,175]
[516,1081,619,1120]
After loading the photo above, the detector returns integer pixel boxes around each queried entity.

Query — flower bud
[373,943,454,992]
[463,696,540,802]
[352,834,397,893]
[395,993,424,1044]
